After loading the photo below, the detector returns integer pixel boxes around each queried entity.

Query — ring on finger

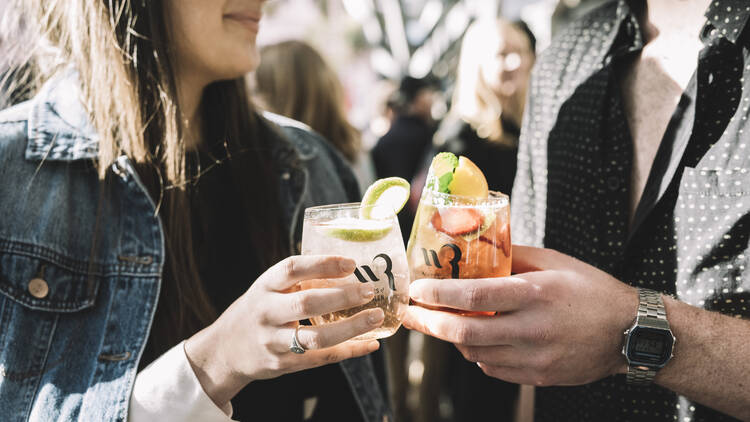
[289,325,306,354]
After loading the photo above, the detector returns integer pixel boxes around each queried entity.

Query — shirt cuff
[128,341,234,422]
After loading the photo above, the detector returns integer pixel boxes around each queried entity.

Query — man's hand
[403,245,638,386]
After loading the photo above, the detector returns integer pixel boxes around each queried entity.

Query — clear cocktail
[300,202,409,339]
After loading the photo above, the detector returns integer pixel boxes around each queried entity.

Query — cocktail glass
[300,203,409,340]
[406,190,511,316]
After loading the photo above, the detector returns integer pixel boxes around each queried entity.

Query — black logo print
[421,243,462,278]
[353,253,396,291]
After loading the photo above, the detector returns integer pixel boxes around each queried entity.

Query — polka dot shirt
[511,1,750,421]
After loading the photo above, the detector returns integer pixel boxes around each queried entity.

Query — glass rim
[420,190,509,207]
[303,202,396,218]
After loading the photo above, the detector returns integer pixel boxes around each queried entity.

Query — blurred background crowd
[0,0,607,421]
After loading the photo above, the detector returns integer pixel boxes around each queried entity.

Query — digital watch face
[626,326,674,367]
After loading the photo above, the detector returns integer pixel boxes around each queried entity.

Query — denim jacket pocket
[0,250,102,421]
[0,251,99,312]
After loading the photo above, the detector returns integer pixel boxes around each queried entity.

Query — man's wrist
[612,285,639,376]
[622,288,676,385]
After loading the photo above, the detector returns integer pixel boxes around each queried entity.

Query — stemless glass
[300,203,409,340]
[406,190,511,316]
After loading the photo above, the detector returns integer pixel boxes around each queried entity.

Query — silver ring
[289,325,306,354]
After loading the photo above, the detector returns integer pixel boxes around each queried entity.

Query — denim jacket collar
[26,69,100,162]
[24,69,320,167]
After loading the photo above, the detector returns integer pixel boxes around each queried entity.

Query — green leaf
[437,171,453,193]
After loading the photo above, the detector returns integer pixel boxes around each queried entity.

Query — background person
[372,75,439,246]
[0,1,390,421]
[404,0,750,421]
[434,18,535,197]
[254,39,375,192]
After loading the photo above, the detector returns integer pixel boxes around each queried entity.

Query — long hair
[451,19,535,146]
[254,40,361,163]
[2,0,288,364]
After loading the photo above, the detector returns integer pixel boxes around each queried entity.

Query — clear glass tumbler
[300,203,410,339]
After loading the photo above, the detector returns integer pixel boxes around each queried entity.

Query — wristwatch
[622,288,676,385]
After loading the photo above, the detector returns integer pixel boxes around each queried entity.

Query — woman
[0,1,391,421]
[254,40,374,193]
[434,18,536,195]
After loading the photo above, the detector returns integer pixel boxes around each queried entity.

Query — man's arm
[657,297,750,419]
[402,245,750,420]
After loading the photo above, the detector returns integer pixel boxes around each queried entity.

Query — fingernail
[368,308,385,325]
[361,285,375,299]
[367,341,380,352]
[339,259,356,273]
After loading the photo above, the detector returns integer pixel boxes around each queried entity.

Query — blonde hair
[255,40,361,163]
[451,18,534,145]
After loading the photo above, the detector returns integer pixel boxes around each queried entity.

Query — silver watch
[622,288,676,385]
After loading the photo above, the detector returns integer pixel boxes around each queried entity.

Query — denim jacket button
[28,278,49,299]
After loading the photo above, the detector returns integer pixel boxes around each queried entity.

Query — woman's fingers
[288,339,381,373]
[269,282,375,324]
[274,308,385,353]
[261,255,356,292]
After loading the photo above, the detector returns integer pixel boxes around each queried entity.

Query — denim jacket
[0,71,392,422]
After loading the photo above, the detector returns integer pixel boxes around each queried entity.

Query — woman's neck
[177,70,209,150]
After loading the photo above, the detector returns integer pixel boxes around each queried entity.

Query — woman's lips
[224,13,261,32]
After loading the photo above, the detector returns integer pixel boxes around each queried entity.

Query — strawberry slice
[431,208,483,236]
[479,221,511,257]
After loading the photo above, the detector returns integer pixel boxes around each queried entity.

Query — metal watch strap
[636,288,668,321]
[626,288,668,385]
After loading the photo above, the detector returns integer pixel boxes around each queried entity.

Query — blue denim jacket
[0,71,391,421]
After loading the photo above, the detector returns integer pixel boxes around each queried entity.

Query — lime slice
[360,177,410,220]
[323,218,393,241]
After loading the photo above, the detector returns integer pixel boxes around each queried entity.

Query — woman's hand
[184,255,384,408]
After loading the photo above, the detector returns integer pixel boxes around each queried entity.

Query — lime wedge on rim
[359,177,410,220]
[323,218,393,241]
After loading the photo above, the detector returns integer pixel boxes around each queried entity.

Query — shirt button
[28,278,49,299]
[607,176,621,191]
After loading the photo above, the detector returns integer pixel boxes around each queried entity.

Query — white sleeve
[128,341,234,422]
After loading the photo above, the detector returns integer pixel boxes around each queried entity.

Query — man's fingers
[262,255,356,292]
[511,245,554,273]
[402,305,518,346]
[409,277,535,312]
[270,283,375,324]
[476,363,543,385]
[454,344,528,366]
[511,244,594,274]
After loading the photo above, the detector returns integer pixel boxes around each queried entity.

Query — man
[403,0,750,420]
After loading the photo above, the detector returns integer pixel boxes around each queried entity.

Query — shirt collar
[602,1,644,65]
[606,0,750,64]
[702,0,750,44]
